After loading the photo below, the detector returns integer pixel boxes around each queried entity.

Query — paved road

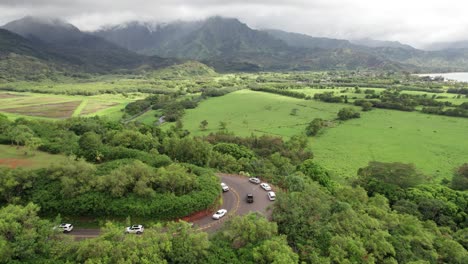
[194,173,274,232]
[70,174,275,239]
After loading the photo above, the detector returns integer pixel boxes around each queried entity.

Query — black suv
[246,193,254,203]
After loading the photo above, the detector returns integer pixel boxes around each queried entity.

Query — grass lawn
[182,89,350,137]
[312,109,468,182]
[0,144,71,169]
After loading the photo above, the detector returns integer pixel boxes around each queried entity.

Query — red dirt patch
[0,158,34,169]
[180,209,212,222]
[1,101,81,118]
[179,195,222,222]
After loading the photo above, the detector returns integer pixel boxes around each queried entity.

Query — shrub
[337,107,360,120]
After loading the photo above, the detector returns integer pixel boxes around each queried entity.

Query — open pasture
[312,109,468,181]
[183,89,468,181]
[181,89,348,137]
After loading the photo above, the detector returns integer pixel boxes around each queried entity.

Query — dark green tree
[78,131,103,162]
[200,120,209,131]
[305,118,325,136]
[337,107,361,120]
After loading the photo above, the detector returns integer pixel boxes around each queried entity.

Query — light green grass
[0,145,71,169]
[312,109,468,181]
[182,89,350,137]
[72,99,88,117]
[133,110,161,125]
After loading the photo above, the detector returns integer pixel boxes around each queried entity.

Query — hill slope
[424,40,468,51]
[263,29,353,50]
[1,16,176,74]
[350,38,415,50]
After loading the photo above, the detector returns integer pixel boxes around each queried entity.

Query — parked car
[260,183,272,191]
[249,177,261,184]
[268,191,276,201]
[125,225,144,234]
[221,182,229,192]
[57,223,73,233]
[212,209,227,220]
[246,193,254,203]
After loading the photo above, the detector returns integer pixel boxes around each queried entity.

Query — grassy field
[0,144,71,169]
[133,110,161,125]
[181,89,350,137]
[312,109,468,181]
[182,89,468,181]
[0,91,143,121]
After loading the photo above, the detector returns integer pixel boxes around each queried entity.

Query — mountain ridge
[3,15,468,73]
[1,16,177,75]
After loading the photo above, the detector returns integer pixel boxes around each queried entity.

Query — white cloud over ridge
[0,0,467,48]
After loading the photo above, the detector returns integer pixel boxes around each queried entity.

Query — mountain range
[0,16,176,80]
[2,15,468,78]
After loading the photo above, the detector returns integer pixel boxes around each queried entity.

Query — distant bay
[418,72,468,82]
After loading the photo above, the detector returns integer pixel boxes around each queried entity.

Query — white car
[57,223,73,233]
[260,183,272,191]
[268,191,276,201]
[212,209,227,220]
[125,225,144,234]
[249,177,261,184]
[221,182,229,192]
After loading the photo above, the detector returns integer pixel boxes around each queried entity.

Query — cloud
[1,0,467,48]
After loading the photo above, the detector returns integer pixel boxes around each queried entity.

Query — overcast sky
[0,0,467,48]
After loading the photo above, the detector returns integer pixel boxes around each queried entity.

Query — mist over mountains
[2,15,468,77]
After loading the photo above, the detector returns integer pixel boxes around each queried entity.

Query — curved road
[193,173,274,232]
[71,174,274,239]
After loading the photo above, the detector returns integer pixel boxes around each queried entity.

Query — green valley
[0,12,467,264]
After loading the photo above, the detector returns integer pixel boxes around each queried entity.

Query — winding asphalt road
[70,174,274,239]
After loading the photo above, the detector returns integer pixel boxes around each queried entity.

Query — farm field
[0,91,142,121]
[181,89,350,137]
[183,89,468,181]
[0,144,70,169]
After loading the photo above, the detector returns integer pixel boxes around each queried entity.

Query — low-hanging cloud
[1,0,467,48]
